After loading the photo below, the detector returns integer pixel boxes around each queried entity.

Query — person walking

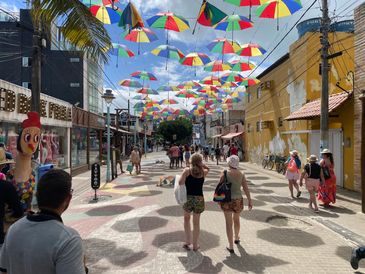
[0,169,88,274]
[285,150,302,199]
[179,145,184,168]
[179,153,209,251]
[318,148,336,207]
[184,144,191,168]
[215,145,221,165]
[203,146,209,162]
[351,246,365,270]
[170,144,180,169]
[299,155,325,213]
[0,143,13,175]
[218,155,252,254]
[223,143,229,160]
[229,143,238,156]
[114,146,125,174]
[130,146,141,174]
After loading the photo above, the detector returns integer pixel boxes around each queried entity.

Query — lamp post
[144,122,148,158]
[102,89,115,183]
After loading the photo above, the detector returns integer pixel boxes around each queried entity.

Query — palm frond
[32,0,112,63]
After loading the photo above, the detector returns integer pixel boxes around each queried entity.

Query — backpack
[287,159,298,172]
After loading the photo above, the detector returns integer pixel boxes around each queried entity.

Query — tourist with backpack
[285,150,302,199]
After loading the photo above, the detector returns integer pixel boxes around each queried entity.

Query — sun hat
[307,155,318,162]
[0,147,14,165]
[290,150,298,156]
[321,148,332,154]
[227,155,239,169]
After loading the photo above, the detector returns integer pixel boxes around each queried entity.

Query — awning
[108,126,133,135]
[285,92,351,121]
[221,131,243,139]
[212,134,222,138]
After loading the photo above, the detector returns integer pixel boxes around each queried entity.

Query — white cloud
[0,1,19,12]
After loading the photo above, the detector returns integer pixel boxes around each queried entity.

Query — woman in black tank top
[179,153,209,251]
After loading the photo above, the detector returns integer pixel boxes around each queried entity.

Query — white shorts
[285,170,300,180]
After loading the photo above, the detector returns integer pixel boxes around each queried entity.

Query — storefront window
[72,127,87,167]
[0,122,69,169]
[89,129,100,164]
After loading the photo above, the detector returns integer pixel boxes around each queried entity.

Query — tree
[157,118,193,144]
[29,0,112,111]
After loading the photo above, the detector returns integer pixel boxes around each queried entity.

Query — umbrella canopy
[147,12,190,32]
[89,5,121,24]
[110,43,135,57]
[207,38,241,55]
[200,76,222,86]
[204,60,232,72]
[173,109,190,116]
[132,94,147,100]
[239,77,261,86]
[177,81,202,89]
[221,72,244,82]
[180,52,211,66]
[131,71,157,81]
[136,87,159,95]
[82,0,120,6]
[123,27,158,43]
[160,99,179,105]
[151,45,184,60]
[198,85,220,93]
[119,79,142,88]
[134,102,146,109]
[118,2,144,30]
[196,0,227,27]
[224,97,242,104]
[214,14,253,32]
[157,85,180,92]
[236,43,266,56]
[175,90,199,98]
[221,81,239,88]
[223,0,263,19]
[229,60,256,71]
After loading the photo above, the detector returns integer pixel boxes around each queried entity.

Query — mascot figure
[7,112,41,211]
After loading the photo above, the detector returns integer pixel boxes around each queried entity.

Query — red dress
[317,160,336,205]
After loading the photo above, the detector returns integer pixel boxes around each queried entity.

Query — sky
[0,0,359,111]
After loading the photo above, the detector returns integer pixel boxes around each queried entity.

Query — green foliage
[157,118,193,143]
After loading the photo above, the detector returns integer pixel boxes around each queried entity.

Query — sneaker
[351,248,359,270]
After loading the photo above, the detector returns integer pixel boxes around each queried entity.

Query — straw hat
[0,147,14,165]
[227,155,239,169]
[321,148,332,154]
[290,150,298,156]
[307,155,318,162]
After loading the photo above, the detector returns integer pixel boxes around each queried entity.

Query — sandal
[193,245,200,252]
[234,239,240,245]
[226,247,235,254]
[296,191,302,198]
[183,243,191,251]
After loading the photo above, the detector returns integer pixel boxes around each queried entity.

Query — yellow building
[245,24,355,190]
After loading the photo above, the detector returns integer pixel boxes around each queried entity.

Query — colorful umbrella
[239,77,261,86]
[229,60,256,71]
[207,38,241,55]
[136,87,159,95]
[131,71,157,81]
[147,12,190,32]
[180,52,211,66]
[236,43,266,56]
[118,2,144,30]
[200,76,222,86]
[82,0,120,6]
[256,0,303,30]
[223,0,263,20]
[157,85,180,92]
[198,85,220,93]
[109,43,134,67]
[89,5,121,24]
[132,94,147,100]
[177,81,202,89]
[193,0,227,33]
[160,99,179,105]
[119,79,142,88]
[151,44,185,69]
[204,60,232,72]
[221,82,239,88]
[175,90,199,98]
[134,102,146,109]
[123,27,158,54]
[214,15,253,41]
[221,72,244,83]
[224,97,242,104]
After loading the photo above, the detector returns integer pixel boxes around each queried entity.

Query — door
[309,129,343,187]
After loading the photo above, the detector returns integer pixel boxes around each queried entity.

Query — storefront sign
[0,88,72,121]
[91,163,100,190]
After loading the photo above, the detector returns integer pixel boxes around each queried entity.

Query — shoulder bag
[213,170,232,203]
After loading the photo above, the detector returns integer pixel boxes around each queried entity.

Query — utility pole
[31,1,41,113]
[320,0,330,150]
[360,91,365,214]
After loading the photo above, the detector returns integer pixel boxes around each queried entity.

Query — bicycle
[262,154,275,169]
[274,156,287,174]
[262,154,270,169]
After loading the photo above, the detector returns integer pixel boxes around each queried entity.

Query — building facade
[245,23,355,190]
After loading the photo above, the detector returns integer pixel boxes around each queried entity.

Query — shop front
[221,123,245,160]
[71,106,104,175]
[0,80,72,170]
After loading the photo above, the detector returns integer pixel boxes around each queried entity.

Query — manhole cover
[266,215,312,229]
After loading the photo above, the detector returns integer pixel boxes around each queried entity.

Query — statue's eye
[24,133,31,143]
[34,135,39,143]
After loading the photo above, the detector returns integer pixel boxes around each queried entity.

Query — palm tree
[29,0,112,112]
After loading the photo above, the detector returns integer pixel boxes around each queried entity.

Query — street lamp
[102,89,115,183]
[144,122,148,158]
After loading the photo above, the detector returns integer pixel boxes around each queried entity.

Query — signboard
[120,111,129,122]
[91,163,100,190]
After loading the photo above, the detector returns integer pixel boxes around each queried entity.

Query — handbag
[322,166,331,180]
[174,175,187,205]
[126,163,133,173]
[213,170,232,203]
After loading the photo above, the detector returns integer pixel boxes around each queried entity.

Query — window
[278,117,283,127]
[70,58,80,63]
[247,92,251,103]
[22,82,31,89]
[257,86,262,99]
[256,121,261,132]
[247,123,251,133]
[22,57,31,67]
[70,83,80,88]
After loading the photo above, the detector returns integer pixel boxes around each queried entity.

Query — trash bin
[38,164,54,180]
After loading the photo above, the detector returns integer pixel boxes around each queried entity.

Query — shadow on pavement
[85,205,133,217]
[84,238,148,268]
[223,245,289,274]
[111,216,169,233]
[242,209,281,223]
[152,230,220,252]
[336,245,353,262]
[129,190,163,197]
[249,188,274,194]
[261,182,288,188]
[188,256,224,273]
[254,195,293,204]
[326,206,356,215]
[246,176,271,181]
[272,205,307,216]
[257,227,324,247]
[157,205,183,217]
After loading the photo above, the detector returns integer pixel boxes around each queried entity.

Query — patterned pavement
[65,152,365,273]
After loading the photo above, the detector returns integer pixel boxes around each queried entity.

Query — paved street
[66,152,365,274]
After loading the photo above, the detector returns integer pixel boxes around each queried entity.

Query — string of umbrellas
[81,0,303,122]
